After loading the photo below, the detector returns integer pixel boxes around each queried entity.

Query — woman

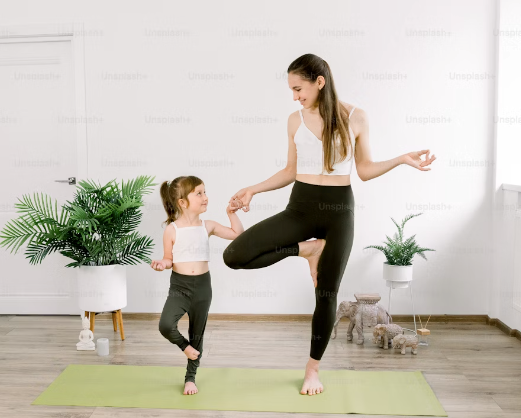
[223,53,436,396]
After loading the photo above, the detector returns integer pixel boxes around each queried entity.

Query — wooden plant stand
[84,310,125,340]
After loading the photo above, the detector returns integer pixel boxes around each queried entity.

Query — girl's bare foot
[184,345,200,360]
[183,381,198,395]
[300,358,324,395]
[298,239,326,287]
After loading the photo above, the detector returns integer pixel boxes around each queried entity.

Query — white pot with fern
[0,175,157,313]
[364,213,435,289]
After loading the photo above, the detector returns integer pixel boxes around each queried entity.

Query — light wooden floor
[0,315,520,418]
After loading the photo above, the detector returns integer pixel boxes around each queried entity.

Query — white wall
[1,0,499,316]
[490,0,521,331]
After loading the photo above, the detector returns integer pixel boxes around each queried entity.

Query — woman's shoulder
[339,100,357,115]
[340,101,367,124]
[287,110,302,138]
[288,109,301,121]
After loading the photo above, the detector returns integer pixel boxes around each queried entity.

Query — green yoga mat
[32,365,447,416]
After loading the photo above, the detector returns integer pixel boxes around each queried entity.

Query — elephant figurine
[392,334,419,355]
[332,300,392,345]
[372,323,404,349]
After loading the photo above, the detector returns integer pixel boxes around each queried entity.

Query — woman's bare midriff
[296,174,351,186]
[172,261,209,275]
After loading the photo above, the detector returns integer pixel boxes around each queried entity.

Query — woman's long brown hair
[287,54,354,173]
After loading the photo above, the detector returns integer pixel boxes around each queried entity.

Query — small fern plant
[0,175,157,268]
[363,213,435,266]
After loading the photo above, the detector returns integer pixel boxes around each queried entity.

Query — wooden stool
[84,309,125,340]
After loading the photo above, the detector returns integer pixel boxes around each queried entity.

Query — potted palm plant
[0,175,156,313]
[364,213,435,288]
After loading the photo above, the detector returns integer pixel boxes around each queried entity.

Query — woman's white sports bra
[171,219,210,263]
[294,107,356,176]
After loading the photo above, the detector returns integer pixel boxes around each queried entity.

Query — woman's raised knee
[223,245,241,269]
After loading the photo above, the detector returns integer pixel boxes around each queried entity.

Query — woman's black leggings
[158,270,212,384]
[223,180,355,361]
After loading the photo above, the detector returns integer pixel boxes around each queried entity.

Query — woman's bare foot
[183,381,198,395]
[298,239,326,287]
[184,345,200,360]
[300,358,324,395]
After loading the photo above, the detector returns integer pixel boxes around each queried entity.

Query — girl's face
[288,72,324,109]
[179,184,208,213]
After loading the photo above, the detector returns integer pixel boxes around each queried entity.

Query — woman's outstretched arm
[354,108,436,182]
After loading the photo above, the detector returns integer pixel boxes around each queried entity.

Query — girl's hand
[150,259,167,271]
[226,199,242,215]
[402,149,436,171]
[229,188,254,213]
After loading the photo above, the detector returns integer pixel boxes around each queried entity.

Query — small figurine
[332,294,392,345]
[372,323,404,349]
[392,334,419,355]
[76,315,95,351]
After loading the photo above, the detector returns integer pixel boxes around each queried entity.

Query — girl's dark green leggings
[159,270,212,384]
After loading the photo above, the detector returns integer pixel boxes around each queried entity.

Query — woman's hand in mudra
[402,149,436,171]
[229,188,254,213]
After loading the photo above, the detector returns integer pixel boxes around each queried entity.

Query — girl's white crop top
[294,107,356,176]
[171,219,210,263]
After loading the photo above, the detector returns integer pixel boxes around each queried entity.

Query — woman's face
[288,72,324,109]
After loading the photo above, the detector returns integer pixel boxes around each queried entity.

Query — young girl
[150,175,244,395]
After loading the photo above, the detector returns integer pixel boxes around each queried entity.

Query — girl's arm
[206,202,244,240]
[150,225,174,271]
[354,108,436,182]
[162,225,174,269]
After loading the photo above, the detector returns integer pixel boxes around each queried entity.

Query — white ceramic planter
[77,265,127,312]
[383,261,413,289]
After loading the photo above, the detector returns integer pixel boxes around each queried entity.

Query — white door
[0,35,83,313]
